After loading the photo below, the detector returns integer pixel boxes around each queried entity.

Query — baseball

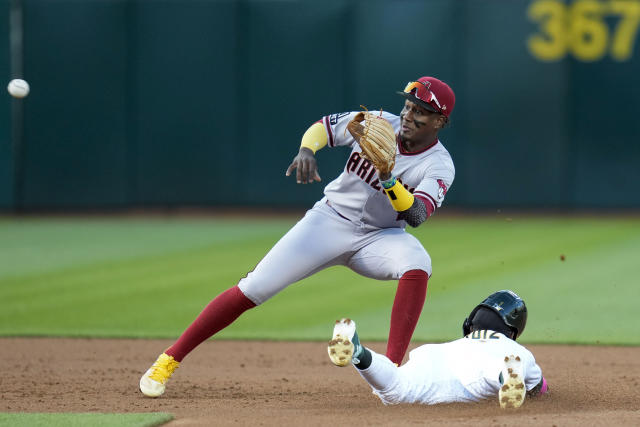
[7,79,30,98]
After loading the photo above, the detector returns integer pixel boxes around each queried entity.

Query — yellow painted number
[527,0,567,61]
[570,0,608,61]
[528,0,640,62]
[609,0,640,60]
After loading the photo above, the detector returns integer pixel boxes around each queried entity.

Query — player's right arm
[285,121,326,184]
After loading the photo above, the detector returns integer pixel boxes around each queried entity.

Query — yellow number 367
[528,0,640,61]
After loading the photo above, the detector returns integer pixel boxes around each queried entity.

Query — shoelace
[149,356,179,383]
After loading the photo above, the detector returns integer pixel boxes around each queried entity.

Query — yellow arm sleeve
[382,178,414,212]
[300,122,328,154]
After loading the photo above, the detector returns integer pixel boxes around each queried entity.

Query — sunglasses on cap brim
[401,81,444,113]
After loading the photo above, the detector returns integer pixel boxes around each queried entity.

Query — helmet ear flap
[462,317,472,337]
[462,305,479,337]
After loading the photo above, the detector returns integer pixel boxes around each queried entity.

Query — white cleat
[499,354,526,409]
[328,318,357,367]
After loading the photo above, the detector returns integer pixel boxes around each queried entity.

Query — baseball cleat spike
[499,354,526,409]
[328,318,357,367]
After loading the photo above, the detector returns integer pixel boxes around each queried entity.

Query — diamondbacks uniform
[322,111,455,229]
[237,111,455,305]
[359,330,543,405]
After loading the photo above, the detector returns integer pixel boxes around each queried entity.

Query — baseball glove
[346,108,397,174]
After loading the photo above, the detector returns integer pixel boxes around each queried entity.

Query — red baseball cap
[397,76,455,117]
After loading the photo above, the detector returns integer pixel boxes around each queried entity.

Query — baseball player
[328,290,549,408]
[140,76,456,397]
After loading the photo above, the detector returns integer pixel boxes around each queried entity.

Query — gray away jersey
[321,111,455,229]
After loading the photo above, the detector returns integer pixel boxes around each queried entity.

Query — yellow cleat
[139,353,180,397]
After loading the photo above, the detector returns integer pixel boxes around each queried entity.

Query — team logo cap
[397,76,455,118]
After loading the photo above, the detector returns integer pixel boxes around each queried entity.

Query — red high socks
[166,286,256,362]
[386,269,428,365]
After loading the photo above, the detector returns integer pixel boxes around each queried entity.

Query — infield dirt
[2,338,638,426]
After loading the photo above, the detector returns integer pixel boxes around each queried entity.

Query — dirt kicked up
[2,338,639,426]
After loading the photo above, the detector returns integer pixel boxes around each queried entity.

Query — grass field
[1,213,638,345]
[0,413,172,427]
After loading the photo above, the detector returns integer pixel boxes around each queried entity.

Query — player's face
[399,100,444,141]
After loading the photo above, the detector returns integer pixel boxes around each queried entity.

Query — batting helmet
[462,290,528,340]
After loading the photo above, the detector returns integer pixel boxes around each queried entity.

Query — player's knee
[418,255,431,274]
[237,279,265,306]
[373,386,409,405]
[402,252,431,277]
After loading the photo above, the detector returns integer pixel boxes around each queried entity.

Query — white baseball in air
[7,79,30,98]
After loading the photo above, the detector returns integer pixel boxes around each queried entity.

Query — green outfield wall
[1,0,639,210]
[0,0,11,209]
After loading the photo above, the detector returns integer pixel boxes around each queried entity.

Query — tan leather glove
[346,109,397,175]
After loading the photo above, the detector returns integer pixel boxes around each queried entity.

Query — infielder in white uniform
[328,290,549,408]
[140,76,457,397]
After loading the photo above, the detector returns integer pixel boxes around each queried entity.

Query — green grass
[0,412,172,427]
[0,214,638,345]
